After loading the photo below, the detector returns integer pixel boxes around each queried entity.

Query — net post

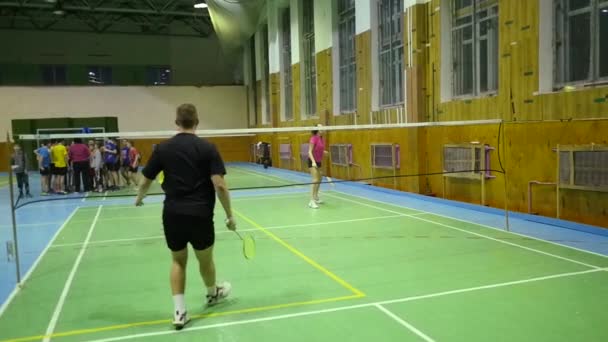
[6,132,22,284]
[501,122,510,232]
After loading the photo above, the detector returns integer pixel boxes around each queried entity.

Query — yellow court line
[3,295,361,342]
[3,208,366,342]
[234,209,366,297]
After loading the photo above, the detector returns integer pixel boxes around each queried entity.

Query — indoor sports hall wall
[133,136,253,165]
[0,86,248,143]
[256,119,608,228]
[0,29,241,86]
[245,0,608,228]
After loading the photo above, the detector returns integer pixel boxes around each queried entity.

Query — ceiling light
[194,2,208,9]
[53,1,65,15]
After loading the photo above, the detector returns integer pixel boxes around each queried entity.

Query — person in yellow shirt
[51,140,68,194]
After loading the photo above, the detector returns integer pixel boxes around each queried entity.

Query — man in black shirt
[135,103,236,330]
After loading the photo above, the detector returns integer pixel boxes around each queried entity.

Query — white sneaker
[308,200,319,209]
[173,310,190,330]
[314,198,323,204]
[207,281,232,306]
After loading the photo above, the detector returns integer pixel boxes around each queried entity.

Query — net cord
[14,168,506,210]
[17,119,504,140]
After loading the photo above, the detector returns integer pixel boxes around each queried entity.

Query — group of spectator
[10,138,141,198]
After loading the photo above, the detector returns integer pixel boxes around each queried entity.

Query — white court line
[102,191,108,201]
[230,167,302,187]
[330,190,608,260]
[0,207,80,318]
[375,304,436,342]
[51,213,419,248]
[85,268,605,342]
[43,205,103,342]
[52,235,164,248]
[79,192,309,211]
[81,192,90,203]
[0,221,67,228]
[237,167,608,260]
[327,193,602,270]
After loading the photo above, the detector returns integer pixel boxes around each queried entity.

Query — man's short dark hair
[176,104,199,129]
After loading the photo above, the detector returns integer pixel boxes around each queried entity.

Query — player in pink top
[307,124,328,209]
[127,141,141,187]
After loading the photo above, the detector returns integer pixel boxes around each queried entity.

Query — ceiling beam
[0,26,208,37]
[0,2,210,17]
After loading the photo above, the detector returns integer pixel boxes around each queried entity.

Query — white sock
[207,285,217,296]
[173,294,186,313]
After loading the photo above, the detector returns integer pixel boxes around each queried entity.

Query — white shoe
[207,281,232,306]
[314,198,323,204]
[173,310,190,330]
[308,200,319,209]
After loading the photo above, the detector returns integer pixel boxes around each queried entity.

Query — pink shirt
[69,144,91,163]
[309,135,325,162]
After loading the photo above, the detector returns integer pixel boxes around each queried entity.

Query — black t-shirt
[142,133,226,217]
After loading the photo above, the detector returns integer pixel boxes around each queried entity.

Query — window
[41,65,67,85]
[451,0,498,96]
[338,0,357,113]
[378,0,404,106]
[555,0,608,86]
[146,66,171,85]
[443,144,493,179]
[262,25,271,124]
[302,0,317,117]
[558,145,608,191]
[281,9,293,121]
[87,66,112,85]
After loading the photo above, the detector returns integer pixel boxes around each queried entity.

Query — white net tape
[17,119,503,140]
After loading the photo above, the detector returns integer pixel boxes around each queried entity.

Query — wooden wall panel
[427,0,606,122]
[539,89,608,120]
[316,48,333,122]
[404,3,429,124]
[133,136,253,166]
[259,119,608,228]
[245,0,607,228]
[255,80,263,127]
[291,63,301,125]
[0,142,10,172]
[270,73,280,128]
[355,31,372,125]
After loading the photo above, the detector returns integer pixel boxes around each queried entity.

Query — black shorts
[307,158,321,168]
[53,167,67,176]
[40,167,50,176]
[106,163,120,172]
[162,212,215,251]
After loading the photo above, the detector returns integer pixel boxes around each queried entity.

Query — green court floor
[0,168,607,342]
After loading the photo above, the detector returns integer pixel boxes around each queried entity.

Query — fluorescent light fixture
[194,2,208,9]
[53,1,64,15]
